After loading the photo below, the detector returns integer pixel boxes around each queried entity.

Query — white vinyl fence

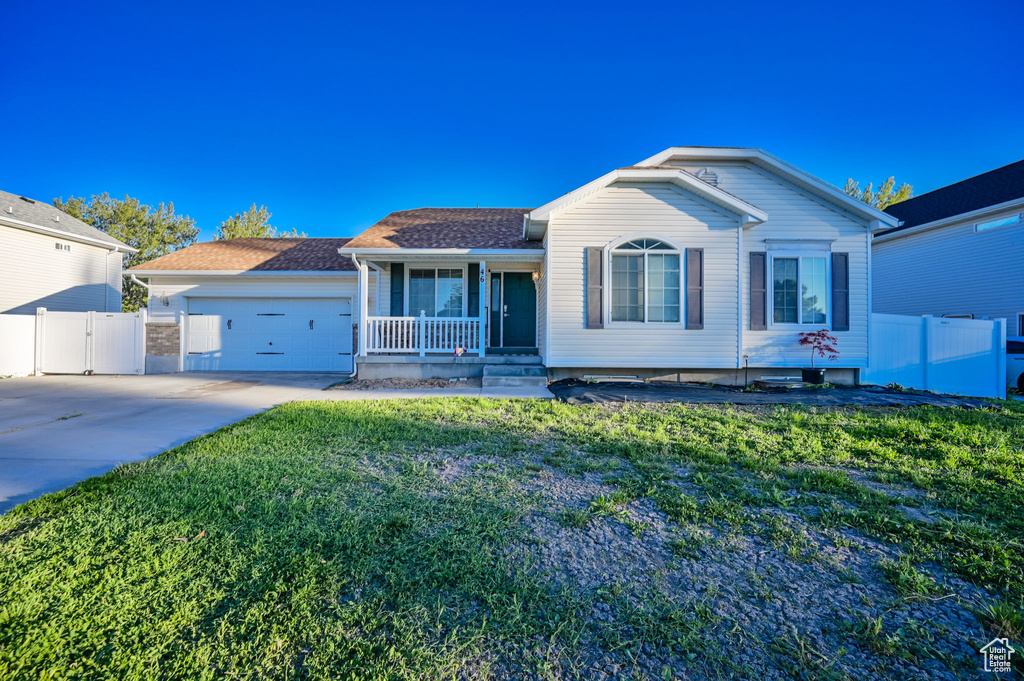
[0,315,36,376]
[864,314,1007,398]
[35,308,146,375]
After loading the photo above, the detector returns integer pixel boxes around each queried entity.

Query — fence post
[419,311,426,357]
[34,307,46,375]
[995,318,1007,399]
[138,308,148,375]
[920,316,930,392]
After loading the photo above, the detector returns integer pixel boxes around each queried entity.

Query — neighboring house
[0,190,134,315]
[130,147,898,383]
[874,160,1024,335]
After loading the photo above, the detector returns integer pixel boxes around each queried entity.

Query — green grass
[1,397,1022,679]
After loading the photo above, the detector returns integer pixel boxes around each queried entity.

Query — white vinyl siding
[874,213,1024,325]
[545,163,872,370]
[666,162,870,368]
[537,248,549,360]
[0,225,122,314]
[546,183,739,368]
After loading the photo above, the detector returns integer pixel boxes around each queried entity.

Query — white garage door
[186,297,353,371]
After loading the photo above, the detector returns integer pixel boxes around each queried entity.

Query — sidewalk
[311,386,554,400]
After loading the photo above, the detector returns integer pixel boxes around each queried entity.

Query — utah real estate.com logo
[980,638,1016,674]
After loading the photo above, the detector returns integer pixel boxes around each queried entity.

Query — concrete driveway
[0,372,346,513]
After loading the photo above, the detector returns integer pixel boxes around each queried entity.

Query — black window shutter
[468,263,480,316]
[750,252,767,330]
[685,248,704,329]
[586,247,603,329]
[390,263,404,316]
[831,252,850,331]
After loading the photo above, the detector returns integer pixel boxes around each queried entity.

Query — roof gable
[343,208,539,250]
[130,238,355,272]
[637,147,899,228]
[525,165,768,240]
[884,159,1024,231]
[0,190,133,251]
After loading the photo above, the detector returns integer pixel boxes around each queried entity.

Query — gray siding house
[0,191,133,315]
[874,160,1024,336]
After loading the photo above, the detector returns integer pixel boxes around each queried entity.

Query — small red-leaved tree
[798,329,839,368]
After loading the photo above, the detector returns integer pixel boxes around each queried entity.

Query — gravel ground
[331,376,482,390]
[430,452,1001,680]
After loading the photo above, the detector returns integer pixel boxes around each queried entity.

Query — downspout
[736,219,744,377]
[348,253,362,379]
[128,273,151,293]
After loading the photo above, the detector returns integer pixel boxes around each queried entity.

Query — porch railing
[366,314,482,355]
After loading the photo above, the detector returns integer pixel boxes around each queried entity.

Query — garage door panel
[186,297,353,372]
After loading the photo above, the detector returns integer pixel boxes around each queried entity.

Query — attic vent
[695,168,720,187]
[18,196,36,204]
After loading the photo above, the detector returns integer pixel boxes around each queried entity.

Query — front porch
[349,252,543,361]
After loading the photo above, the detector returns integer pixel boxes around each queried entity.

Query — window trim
[975,212,1023,233]
[603,235,685,328]
[768,251,832,329]
[404,265,467,317]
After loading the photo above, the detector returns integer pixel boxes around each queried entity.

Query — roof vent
[18,196,36,204]
[54,214,60,222]
[5,206,12,214]
[695,168,720,187]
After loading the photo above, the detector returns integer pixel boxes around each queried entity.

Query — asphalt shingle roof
[883,159,1024,232]
[343,208,539,250]
[130,238,355,272]
[0,190,131,249]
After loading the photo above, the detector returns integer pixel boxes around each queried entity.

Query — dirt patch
[466,456,995,680]
[550,379,997,409]
[331,377,482,391]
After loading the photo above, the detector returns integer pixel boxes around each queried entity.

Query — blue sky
[3,0,1022,239]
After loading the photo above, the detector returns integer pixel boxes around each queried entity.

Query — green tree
[843,177,913,211]
[213,203,305,240]
[53,193,198,312]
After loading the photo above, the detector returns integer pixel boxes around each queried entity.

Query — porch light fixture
[531,270,540,282]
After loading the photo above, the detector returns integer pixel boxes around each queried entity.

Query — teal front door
[489,272,537,348]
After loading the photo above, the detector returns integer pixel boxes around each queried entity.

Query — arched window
[610,238,681,323]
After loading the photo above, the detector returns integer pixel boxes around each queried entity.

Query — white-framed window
[408,268,464,317]
[975,213,1022,232]
[609,238,681,324]
[770,254,829,326]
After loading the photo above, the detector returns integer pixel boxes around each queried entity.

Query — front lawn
[1,399,1022,679]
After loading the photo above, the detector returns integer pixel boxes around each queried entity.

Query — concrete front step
[482,364,547,377]
[482,375,549,388]
[481,363,549,388]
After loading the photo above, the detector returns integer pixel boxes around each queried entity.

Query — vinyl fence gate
[35,308,147,375]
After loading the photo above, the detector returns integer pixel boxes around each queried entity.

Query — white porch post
[478,261,486,357]
[357,258,368,357]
